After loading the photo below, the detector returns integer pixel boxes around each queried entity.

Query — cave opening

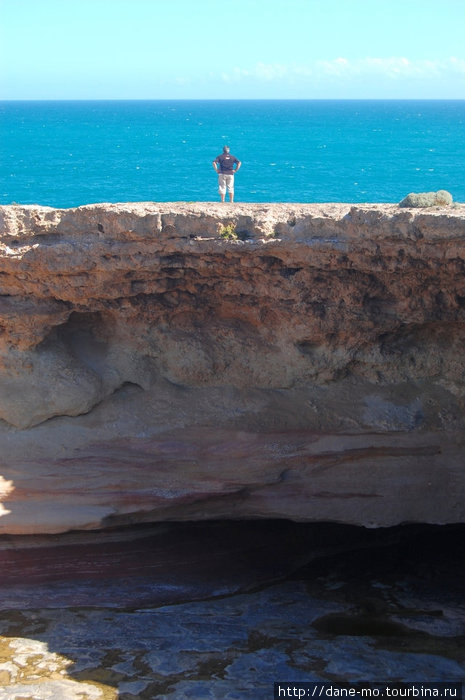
[0,520,463,611]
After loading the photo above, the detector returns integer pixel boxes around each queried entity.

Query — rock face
[1,201,465,534]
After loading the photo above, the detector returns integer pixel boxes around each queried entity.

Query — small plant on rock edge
[219,223,238,240]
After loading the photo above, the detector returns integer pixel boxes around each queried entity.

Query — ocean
[1,99,464,207]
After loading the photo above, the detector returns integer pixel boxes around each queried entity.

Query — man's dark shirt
[215,153,239,173]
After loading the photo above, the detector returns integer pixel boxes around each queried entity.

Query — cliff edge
[1,202,465,533]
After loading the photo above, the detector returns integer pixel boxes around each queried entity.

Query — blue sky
[1,0,465,99]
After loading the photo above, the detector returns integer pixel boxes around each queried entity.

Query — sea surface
[1,99,465,207]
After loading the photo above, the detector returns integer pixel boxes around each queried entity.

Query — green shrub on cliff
[219,223,238,240]
[399,190,453,208]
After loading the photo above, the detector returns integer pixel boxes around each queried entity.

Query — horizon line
[2,97,465,102]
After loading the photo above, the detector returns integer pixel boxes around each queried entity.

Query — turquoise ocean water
[1,99,464,207]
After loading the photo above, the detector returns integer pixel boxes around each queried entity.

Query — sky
[1,0,465,99]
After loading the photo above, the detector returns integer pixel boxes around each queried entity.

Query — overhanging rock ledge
[1,201,465,534]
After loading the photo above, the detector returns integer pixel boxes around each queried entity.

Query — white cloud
[338,57,439,78]
[221,66,250,83]
[449,56,465,74]
[220,57,465,83]
[316,57,351,77]
[254,62,288,81]
[222,63,288,83]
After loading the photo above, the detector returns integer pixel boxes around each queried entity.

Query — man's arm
[234,160,242,173]
[212,158,219,172]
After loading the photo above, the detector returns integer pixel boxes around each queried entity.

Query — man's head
[223,145,230,153]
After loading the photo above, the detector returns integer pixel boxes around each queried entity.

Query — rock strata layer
[1,202,465,534]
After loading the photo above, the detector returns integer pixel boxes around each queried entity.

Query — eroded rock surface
[0,525,464,698]
[1,202,465,533]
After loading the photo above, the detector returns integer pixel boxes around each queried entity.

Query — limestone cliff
[1,202,465,533]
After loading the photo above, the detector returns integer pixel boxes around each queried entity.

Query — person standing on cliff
[212,146,241,202]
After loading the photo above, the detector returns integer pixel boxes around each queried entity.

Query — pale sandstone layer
[1,201,465,534]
